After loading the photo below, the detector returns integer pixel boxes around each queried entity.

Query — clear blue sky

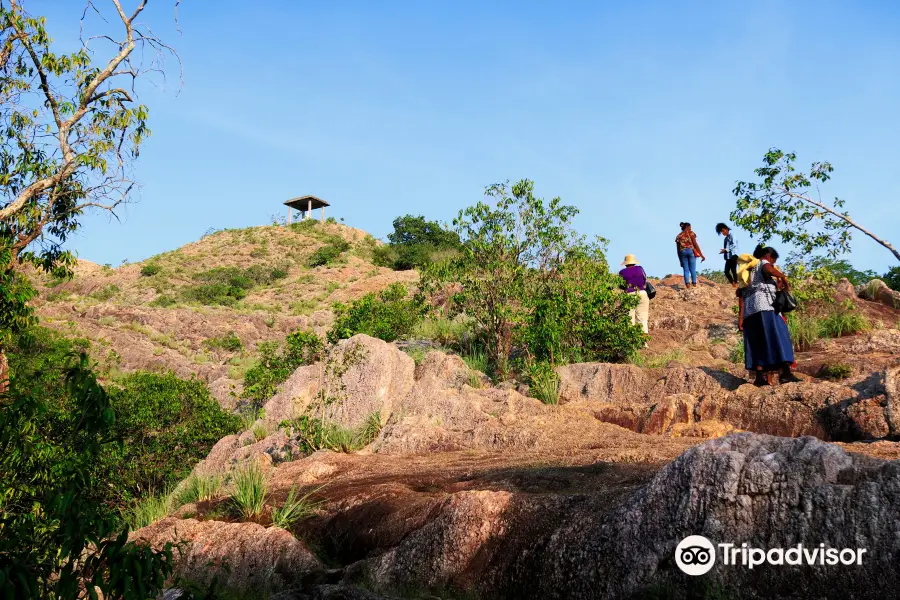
[38,0,900,276]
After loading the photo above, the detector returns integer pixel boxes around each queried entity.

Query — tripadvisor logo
[675,535,868,576]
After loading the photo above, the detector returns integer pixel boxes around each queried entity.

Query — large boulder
[857,279,900,309]
[526,433,900,599]
[557,363,893,441]
[131,517,323,593]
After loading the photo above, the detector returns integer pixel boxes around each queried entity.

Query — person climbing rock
[740,247,800,386]
[619,254,650,336]
[716,222,739,287]
[675,222,705,288]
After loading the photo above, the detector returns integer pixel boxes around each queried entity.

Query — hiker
[739,247,800,386]
[716,223,739,287]
[619,254,650,335]
[675,222,705,288]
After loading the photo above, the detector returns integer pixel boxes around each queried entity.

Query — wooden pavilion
[284,195,329,223]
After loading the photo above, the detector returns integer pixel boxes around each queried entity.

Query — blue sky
[38,0,900,276]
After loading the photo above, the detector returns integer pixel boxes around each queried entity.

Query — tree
[0,0,176,390]
[0,353,177,598]
[732,149,900,262]
[423,179,642,377]
[374,214,461,270]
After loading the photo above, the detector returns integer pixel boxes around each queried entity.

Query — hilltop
[29,221,416,407]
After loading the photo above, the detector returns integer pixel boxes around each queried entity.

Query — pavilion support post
[287,206,292,225]
[307,198,312,220]
[321,206,325,222]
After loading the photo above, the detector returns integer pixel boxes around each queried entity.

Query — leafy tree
[374,214,461,270]
[327,282,425,344]
[0,353,176,599]
[732,149,900,261]
[0,0,176,392]
[423,179,642,377]
[883,266,900,292]
[804,257,879,286]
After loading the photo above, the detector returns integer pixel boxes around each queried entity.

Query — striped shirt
[743,259,777,317]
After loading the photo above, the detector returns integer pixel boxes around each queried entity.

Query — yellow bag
[735,254,759,288]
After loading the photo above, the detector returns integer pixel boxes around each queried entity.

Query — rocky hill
[29,223,900,598]
[29,221,416,407]
[114,254,900,598]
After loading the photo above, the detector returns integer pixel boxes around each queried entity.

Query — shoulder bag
[640,267,657,300]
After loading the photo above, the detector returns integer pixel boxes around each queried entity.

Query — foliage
[373,214,461,270]
[412,316,471,347]
[527,361,561,405]
[176,474,224,506]
[140,263,162,277]
[732,149,899,262]
[0,251,36,344]
[308,238,351,267]
[728,339,745,365]
[883,266,900,292]
[818,301,870,338]
[285,413,382,454]
[149,294,177,308]
[183,265,288,306]
[327,283,425,343]
[820,363,853,380]
[124,489,173,531]
[230,462,268,520]
[698,268,729,284]
[271,486,323,529]
[461,347,489,375]
[786,313,821,352]
[102,371,242,511]
[204,331,243,352]
[251,422,270,442]
[628,348,686,369]
[804,257,878,287]
[423,180,643,377]
[0,352,177,599]
[783,261,839,305]
[242,330,324,408]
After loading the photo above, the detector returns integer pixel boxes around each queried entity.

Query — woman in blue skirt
[738,247,800,386]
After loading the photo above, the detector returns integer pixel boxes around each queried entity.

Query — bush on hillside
[104,372,242,506]
[140,263,161,277]
[1,345,177,598]
[373,214,461,270]
[884,266,900,292]
[327,283,426,344]
[6,327,241,518]
[181,265,289,306]
[242,330,324,408]
[203,331,243,352]
[307,238,351,267]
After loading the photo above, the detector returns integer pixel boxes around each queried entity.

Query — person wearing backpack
[619,254,652,335]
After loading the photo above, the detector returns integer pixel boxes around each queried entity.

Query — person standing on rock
[675,222,705,288]
[740,247,800,386]
[716,223,739,287]
[619,254,650,336]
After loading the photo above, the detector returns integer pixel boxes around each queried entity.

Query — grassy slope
[30,221,417,405]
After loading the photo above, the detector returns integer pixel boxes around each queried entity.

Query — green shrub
[140,263,161,277]
[103,372,243,510]
[698,269,729,284]
[1,348,177,598]
[242,330,324,408]
[91,284,120,301]
[461,347,489,375]
[149,294,177,307]
[272,486,322,529]
[230,462,269,520]
[286,413,382,454]
[413,316,470,347]
[327,283,425,343]
[182,265,289,306]
[374,214,461,270]
[252,422,270,442]
[729,339,746,364]
[884,266,900,292]
[124,490,173,530]
[628,348,685,369]
[819,301,870,338]
[307,238,351,267]
[786,312,820,351]
[176,474,224,506]
[528,361,560,405]
[820,363,854,380]
[203,331,243,352]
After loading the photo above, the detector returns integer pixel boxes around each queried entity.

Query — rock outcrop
[131,517,323,593]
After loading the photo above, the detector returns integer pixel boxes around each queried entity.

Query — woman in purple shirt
[619,254,649,334]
